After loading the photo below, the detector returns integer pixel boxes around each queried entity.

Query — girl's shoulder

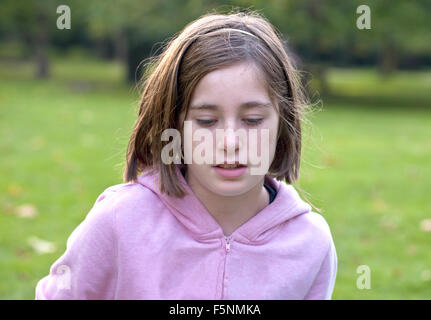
[94,181,159,209]
[300,211,333,237]
[82,181,163,230]
[287,211,335,250]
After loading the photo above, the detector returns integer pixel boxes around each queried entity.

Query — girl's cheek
[190,128,216,164]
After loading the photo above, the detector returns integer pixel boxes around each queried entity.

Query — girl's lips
[212,165,247,178]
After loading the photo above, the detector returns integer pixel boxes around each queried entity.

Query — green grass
[0,56,138,299]
[301,105,431,299]
[1,57,431,299]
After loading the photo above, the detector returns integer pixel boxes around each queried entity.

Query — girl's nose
[216,126,244,153]
[225,130,239,151]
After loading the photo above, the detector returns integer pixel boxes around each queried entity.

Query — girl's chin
[186,166,262,196]
[206,179,255,197]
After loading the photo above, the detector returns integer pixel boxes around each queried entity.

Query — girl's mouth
[214,163,247,169]
[212,163,247,178]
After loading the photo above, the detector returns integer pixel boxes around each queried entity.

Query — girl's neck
[184,169,269,237]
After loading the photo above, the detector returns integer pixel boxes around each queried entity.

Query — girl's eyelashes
[195,118,264,127]
[243,118,263,126]
[196,119,217,126]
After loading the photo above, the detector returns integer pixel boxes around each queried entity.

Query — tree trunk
[115,29,128,64]
[379,42,398,75]
[35,37,49,78]
[34,10,50,79]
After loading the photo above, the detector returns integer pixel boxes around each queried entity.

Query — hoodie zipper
[225,236,231,252]
[220,235,232,299]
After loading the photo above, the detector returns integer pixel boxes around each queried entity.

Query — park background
[0,0,430,299]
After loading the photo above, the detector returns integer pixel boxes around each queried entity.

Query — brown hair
[124,9,314,206]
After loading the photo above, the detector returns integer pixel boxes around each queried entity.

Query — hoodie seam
[159,197,223,241]
[239,201,304,242]
[110,191,120,300]
[304,237,332,299]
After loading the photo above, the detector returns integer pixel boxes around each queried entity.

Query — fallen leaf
[6,184,22,197]
[17,273,30,281]
[420,219,431,232]
[406,244,417,256]
[1,202,15,215]
[15,204,38,218]
[371,198,388,214]
[323,155,339,167]
[421,270,431,281]
[14,247,30,260]
[391,268,403,278]
[379,216,398,230]
[27,236,57,254]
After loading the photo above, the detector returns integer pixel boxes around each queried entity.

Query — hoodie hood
[37,165,337,300]
[137,166,312,243]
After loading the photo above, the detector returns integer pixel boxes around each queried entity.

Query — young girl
[36,10,337,300]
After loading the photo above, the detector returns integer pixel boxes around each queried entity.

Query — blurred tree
[0,0,89,78]
[83,0,214,82]
[362,0,431,74]
[0,0,55,78]
[242,0,431,91]
[1,0,429,84]
[255,0,358,95]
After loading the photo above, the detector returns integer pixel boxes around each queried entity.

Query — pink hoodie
[35,167,337,299]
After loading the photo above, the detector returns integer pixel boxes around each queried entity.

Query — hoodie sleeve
[304,238,338,300]
[35,188,118,300]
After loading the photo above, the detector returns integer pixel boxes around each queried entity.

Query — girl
[36,10,337,300]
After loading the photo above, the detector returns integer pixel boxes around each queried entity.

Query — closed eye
[196,118,263,127]
[196,119,217,126]
[243,118,263,126]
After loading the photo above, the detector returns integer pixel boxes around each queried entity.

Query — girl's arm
[304,239,338,300]
[35,189,118,300]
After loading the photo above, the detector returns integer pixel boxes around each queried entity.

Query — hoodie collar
[137,166,311,243]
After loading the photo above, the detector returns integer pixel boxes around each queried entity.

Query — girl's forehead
[190,62,271,109]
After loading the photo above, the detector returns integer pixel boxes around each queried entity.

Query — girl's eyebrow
[190,101,273,110]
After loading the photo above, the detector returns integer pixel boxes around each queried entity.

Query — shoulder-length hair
[123,9,310,199]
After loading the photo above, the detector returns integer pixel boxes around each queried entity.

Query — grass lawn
[1,56,430,299]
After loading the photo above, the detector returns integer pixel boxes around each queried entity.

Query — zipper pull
[225,236,231,252]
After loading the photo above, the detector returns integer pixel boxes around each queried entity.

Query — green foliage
[1,0,430,80]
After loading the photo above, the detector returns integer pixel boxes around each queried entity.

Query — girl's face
[181,61,280,197]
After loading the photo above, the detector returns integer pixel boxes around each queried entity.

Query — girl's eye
[243,118,263,126]
[196,119,217,126]
[196,118,263,126]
